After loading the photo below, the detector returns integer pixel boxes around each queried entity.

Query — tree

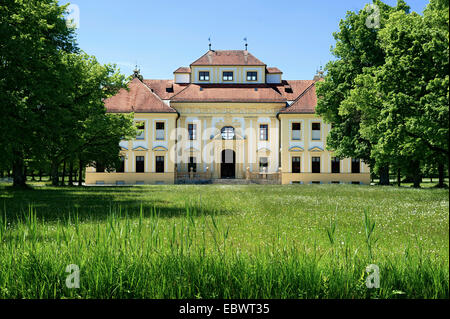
[315,0,410,185]
[0,0,77,187]
[38,53,135,186]
[359,0,448,188]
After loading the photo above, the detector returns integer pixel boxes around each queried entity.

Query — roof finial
[244,37,248,51]
[208,36,211,51]
[313,64,324,81]
[133,64,143,81]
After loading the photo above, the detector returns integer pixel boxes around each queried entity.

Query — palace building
[85,50,370,185]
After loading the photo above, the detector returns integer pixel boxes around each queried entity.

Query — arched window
[221,126,235,140]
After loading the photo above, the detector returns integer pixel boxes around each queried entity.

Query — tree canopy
[316,0,449,187]
[0,0,136,187]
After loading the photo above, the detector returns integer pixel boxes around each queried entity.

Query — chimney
[207,51,213,64]
[244,50,248,64]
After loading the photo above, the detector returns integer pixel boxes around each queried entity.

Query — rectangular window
[259,157,268,172]
[246,71,257,81]
[188,157,197,173]
[352,181,361,185]
[311,122,321,140]
[352,158,361,173]
[136,121,145,140]
[155,122,165,140]
[222,71,233,81]
[156,156,164,173]
[312,156,321,173]
[188,123,197,140]
[136,156,145,173]
[292,122,301,140]
[199,71,210,81]
[116,156,125,173]
[259,124,268,141]
[331,157,340,173]
[292,157,301,173]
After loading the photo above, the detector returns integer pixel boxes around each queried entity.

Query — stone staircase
[212,179,280,185]
[212,179,251,185]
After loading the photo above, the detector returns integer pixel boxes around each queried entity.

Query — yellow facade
[279,114,370,185]
[86,109,371,185]
[85,50,371,185]
[191,65,266,84]
[174,102,282,179]
[85,113,178,185]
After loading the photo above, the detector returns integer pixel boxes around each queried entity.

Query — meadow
[0,184,448,299]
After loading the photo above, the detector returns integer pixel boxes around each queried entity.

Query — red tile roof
[143,79,189,100]
[274,80,316,101]
[174,67,191,73]
[105,77,318,114]
[105,78,177,113]
[170,84,286,103]
[278,81,317,114]
[191,50,265,66]
[267,67,282,74]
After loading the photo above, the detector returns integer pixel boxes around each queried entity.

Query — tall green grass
[0,184,448,298]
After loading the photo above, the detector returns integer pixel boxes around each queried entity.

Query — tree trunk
[51,161,59,186]
[78,159,84,187]
[68,161,74,186]
[412,161,421,188]
[61,160,66,186]
[438,163,445,188]
[379,164,390,185]
[12,151,26,188]
[39,169,43,182]
[397,169,401,187]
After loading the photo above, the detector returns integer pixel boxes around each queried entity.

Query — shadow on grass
[0,185,227,224]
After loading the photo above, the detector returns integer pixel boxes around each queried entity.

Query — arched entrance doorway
[221,149,235,179]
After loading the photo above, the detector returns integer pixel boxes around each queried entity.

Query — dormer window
[199,71,209,81]
[222,71,233,81]
[247,71,257,81]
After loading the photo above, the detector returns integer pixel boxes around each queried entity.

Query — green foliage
[0,1,136,186]
[0,0,77,186]
[316,0,449,183]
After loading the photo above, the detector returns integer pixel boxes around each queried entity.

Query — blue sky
[61,0,430,80]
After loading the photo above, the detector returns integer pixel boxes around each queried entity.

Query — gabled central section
[173,50,283,85]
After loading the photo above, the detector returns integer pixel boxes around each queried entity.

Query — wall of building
[278,113,371,185]
[86,107,371,185]
[85,113,178,185]
[266,73,282,84]
[175,73,190,84]
[85,172,175,185]
[190,65,266,84]
[172,102,283,179]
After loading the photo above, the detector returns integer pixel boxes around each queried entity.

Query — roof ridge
[169,83,193,100]
[190,51,210,66]
[289,81,316,107]
[139,79,177,112]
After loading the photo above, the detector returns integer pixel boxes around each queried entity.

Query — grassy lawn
[0,184,448,299]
